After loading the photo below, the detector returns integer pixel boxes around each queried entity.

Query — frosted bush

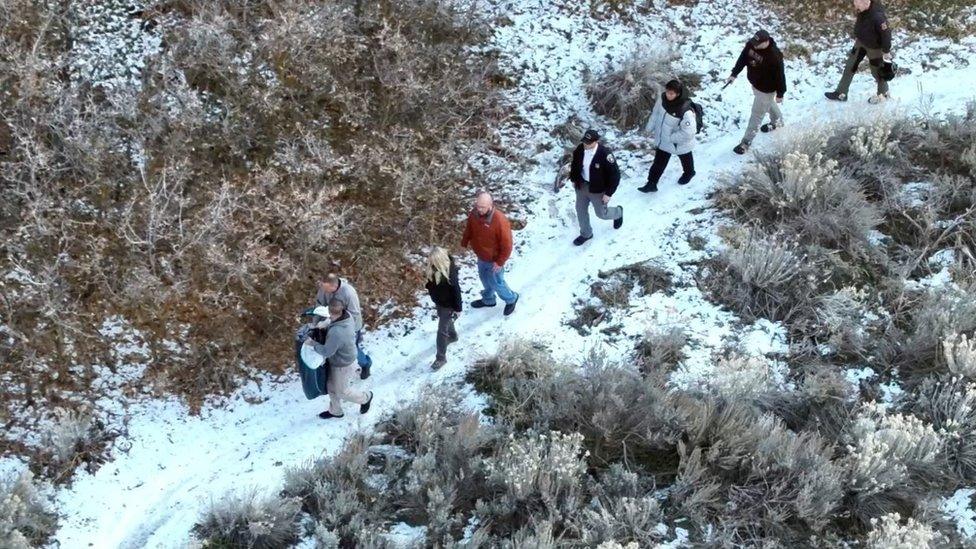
[816,286,884,356]
[866,513,941,549]
[0,471,57,548]
[581,496,663,546]
[485,431,586,503]
[912,377,976,480]
[944,333,976,378]
[847,403,944,496]
[849,119,898,159]
[777,151,840,207]
[586,46,689,130]
[704,354,785,399]
[725,233,802,289]
[193,492,301,548]
[43,409,95,467]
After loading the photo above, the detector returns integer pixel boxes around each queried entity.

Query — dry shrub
[911,376,976,482]
[193,491,302,549]
[1,0,505,461]
[586,46,699,130]
[635,326,687,374]
[0,470,57,549]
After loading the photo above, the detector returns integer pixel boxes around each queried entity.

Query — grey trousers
[575,181,622,238]
[327,361,369,415]
[742,87,783,145]
[836,40,888,96]
[435,306,458,360]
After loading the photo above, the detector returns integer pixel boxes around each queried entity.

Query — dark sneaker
[359,364,371,380]
[431,358,446,371]
[613,207,623,229]
[733,143,748,155]
[760,123,779,133]
[360,392,374,415]
[573,235,593,246]
[825,91,847,101]
[677,172,696,185]
[318,411,344,420]
[503,294,519,316]
[471,299,496,308]
[637,183,658,193]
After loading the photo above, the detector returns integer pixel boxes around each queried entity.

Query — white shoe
[868,93,891,105]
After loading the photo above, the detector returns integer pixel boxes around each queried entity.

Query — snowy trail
[52,1,976,546]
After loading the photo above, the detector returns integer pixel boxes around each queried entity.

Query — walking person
[825,0,893,104]
[304,299,374,419]
[316,273,373,379]
[460,191,519,316]
[424,247,462,370]
[639,80,698,193]
[564,129,623,246]
[726,29,787,155]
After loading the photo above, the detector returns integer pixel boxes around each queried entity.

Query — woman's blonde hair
[427,247,451,284]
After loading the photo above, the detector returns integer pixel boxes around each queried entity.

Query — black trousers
[647,149,695,184]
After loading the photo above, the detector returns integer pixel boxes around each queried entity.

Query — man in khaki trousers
[305,298,374,419]
[727,29,787,155]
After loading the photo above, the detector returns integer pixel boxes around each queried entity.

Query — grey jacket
[316,278,364,332]
[645,97,697,155]
[312,313,357,368]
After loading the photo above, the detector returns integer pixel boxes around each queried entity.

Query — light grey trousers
[327,361,369,415]
[575,181,621,238]
[742,87,783,145]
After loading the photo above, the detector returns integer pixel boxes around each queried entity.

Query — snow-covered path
[52,1,976,547]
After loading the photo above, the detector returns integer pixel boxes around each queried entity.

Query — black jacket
[569,143,621,196]
[730,39,787,98]
[425,258,462,312]
[854,1,892,52]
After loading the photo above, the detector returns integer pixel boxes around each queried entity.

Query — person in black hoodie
[425,247,463,370]
[726,30,786,155]
[563,129,623,246]
[826,0,893,104]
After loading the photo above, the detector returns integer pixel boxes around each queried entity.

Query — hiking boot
[471,299,496,308]
[359,364,371,380]
[678,172,696,185]
[503,294,519,316]
[573,235,593,246]
[733,143,748,155]
[613,207,623,229]
[360,392,374,415]
[868,93,890,104]
[318,411,344,420]
[431,357,446,371]
[760,123,779,133]
[825,91,847,102]
[637,182,658,193]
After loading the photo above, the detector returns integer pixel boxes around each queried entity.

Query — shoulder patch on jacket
[607,154,615,164]
[880,21,888,30]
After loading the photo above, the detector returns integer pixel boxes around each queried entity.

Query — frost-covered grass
[0,470,57,548]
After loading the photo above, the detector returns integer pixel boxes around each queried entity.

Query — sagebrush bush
[586,46,699,130]
[635,326,687,374]
[193,491,301,549]
[911,376,976,482]
[866,513,943,549]
[0,471,57,549]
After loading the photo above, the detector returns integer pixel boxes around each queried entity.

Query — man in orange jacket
[461,191,519,316]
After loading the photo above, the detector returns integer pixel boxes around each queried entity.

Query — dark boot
[677,172,696,185]
[573,235,592,246]
[431,357,446,370]
[733,143,748,155]
[318,411,344,420]
[471,299,496,308]
[503,294,519,316]
[360,392,374,415]
[359,364,370,380]
[824,91,847,101]
[760,123,779,133]
[613,207,623,229]
[637,182,658,193]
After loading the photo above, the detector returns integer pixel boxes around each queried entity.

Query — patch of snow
[385,522,427,546]
[942,489,976,539]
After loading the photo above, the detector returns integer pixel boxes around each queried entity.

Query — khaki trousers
[327,362,369,415]
[742,87,783,145]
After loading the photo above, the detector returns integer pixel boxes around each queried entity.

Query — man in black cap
[563,129,623,246]
[726,29,786,155]
[825,0,893,104]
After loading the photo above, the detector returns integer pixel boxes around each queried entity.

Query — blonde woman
[425,247,462,370]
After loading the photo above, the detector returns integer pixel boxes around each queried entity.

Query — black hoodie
[730,38,787,98]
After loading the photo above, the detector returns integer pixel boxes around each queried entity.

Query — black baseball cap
[751,30,771,45]
[581,129,600,144]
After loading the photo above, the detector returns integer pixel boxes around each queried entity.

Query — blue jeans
[356,330,372,369]
[477,260,518,305]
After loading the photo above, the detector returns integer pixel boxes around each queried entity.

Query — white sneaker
[868,93,891,104]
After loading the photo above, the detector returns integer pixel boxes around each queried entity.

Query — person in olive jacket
[425,247,463,370]
[825,0,894,104]
[563,129,623,246]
